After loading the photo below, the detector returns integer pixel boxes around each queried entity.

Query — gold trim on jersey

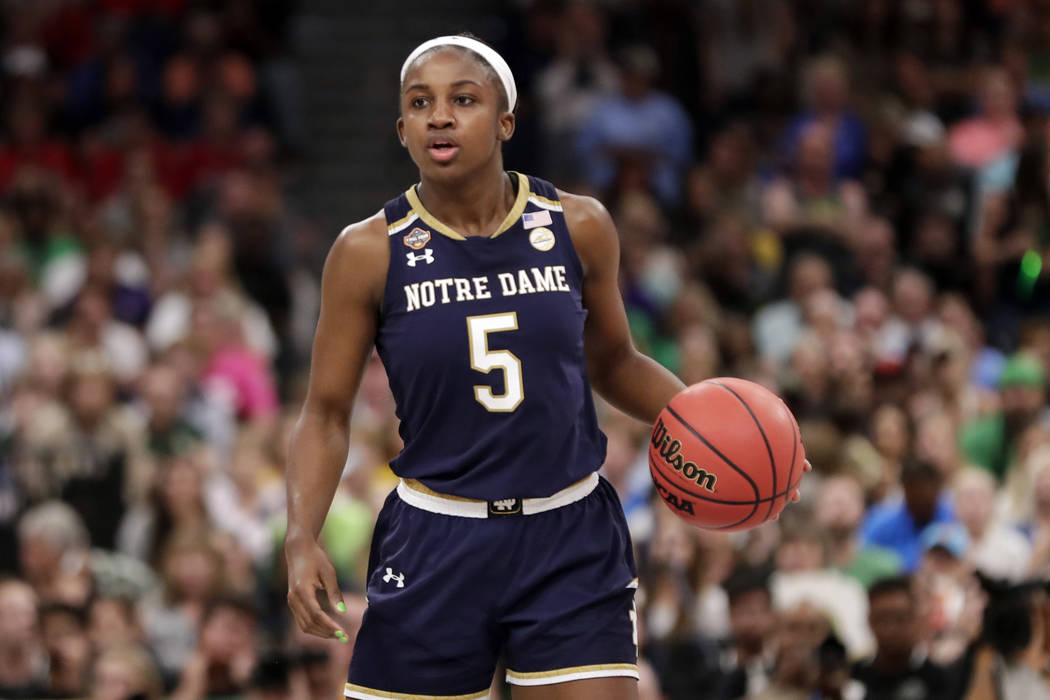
[387,211,420,236]
[402,478,480,503]
[505,663,640,681]
[405,172,530,241]
[401,473,595,505]
[344,682,489,699]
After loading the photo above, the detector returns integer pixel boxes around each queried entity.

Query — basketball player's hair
[402,32,511,113]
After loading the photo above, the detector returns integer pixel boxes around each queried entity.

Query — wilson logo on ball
[651,418,717,492]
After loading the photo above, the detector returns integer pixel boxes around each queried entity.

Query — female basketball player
[285,35,807,699]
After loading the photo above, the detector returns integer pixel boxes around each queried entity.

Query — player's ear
[497,112,515,142]
[396,117,407,148]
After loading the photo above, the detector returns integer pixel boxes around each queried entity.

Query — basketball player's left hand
[774,459,812,519]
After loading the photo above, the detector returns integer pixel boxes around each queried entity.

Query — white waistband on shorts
[396,472,600,518]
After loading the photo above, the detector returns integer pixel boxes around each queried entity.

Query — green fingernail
[338,632,349,643]
[336,602,346,613]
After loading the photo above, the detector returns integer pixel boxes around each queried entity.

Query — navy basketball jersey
[375,172,607,500]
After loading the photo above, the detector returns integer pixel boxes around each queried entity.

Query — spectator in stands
[139,530,225,685]
[65,285,149,386]
[533,1,619,183]
[0,578,48,698]
[718,567,777,698]
[204,430,283,564]
[947,67,1022,172]
[80,242,152,328]
[17,500,91,601]
[916,412,966,481]
[771,520,875,659]
[56,351,151,548]
[954,468,1032,581]
[853,216,898,292]
[0,98,76,190]
[701,0,794,110]
[862,459,957,572]
[753,253,839,366]
[17,500,154,605]
[815,475,903,588]
[89,643,164,700]
[882,268,942,362]
[577,44,693,207]
[138,361,203,459]
[88,595,143,651]
[780,55,868,181]
[683,124,762,232]
[193,293,279,424]
[758,601,829,699]
[146,223,277,361]
[9,169,84,310]
[852,576,964,700]
[171,595,259,699]
[763,121,868,246]
[968,582,1050,699]
[961,353,1047,481]
[118,452,210,564]
[39,602,92,697]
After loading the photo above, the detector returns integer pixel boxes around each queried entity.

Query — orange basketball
[648,378,806,531]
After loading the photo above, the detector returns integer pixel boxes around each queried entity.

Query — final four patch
[529,227,555,251]
[404,227,431,250]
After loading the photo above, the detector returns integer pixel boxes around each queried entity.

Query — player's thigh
[511,677,638,700]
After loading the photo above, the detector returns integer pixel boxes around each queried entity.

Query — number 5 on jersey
[466,312,523,412]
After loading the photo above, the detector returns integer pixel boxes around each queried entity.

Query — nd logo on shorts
[488,497,522,515]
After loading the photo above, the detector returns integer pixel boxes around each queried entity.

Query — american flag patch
[522,210,552,229]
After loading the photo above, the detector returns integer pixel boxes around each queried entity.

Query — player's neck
[417,160,515,238]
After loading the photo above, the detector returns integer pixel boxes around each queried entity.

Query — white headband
[400,35,517,111]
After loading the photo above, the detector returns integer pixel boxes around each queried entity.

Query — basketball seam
[784,407,800,515]
[649,454,804,530]
[708,381,778,523]
[648,454,803,506]
[663,404,762,517]
[649,455,757,529]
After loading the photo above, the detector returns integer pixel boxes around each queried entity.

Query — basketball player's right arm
[285,214,388,640]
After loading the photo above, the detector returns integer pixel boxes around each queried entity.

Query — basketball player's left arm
[564,192,811,497]
[562,191,686,424]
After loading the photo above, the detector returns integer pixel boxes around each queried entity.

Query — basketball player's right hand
[285,536,349,642]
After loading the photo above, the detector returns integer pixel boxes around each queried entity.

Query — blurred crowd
[498,1,1050,698]
[1,0,1050,699]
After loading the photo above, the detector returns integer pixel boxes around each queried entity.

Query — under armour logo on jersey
[382,567,405,588]
[406,249,434,267]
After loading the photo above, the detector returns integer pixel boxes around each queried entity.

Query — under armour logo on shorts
[406,249,434,267]
[382,567,405,588]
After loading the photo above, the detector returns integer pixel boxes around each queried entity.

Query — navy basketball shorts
[345,473,639,698]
